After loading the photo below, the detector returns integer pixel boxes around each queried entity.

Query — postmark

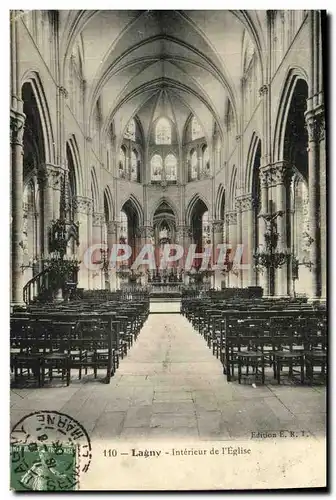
[10,410,92,491]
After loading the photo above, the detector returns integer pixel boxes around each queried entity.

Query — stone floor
[10,314,326,441]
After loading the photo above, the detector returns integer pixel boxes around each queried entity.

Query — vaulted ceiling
[60,10,267,146]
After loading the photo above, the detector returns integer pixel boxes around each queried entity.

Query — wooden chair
[10,318,42,386]
[235,319,271,385]
[40,321,75,387]
[304,316,327,384]
[271,317,305,384]
[71,318,114,384]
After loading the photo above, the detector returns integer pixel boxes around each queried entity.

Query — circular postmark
[10,410,92,491]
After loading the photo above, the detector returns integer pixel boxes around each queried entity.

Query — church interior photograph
[10,9,327,490]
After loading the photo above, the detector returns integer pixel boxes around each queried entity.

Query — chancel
[10,11,326,490]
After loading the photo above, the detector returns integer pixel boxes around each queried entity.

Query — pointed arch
[120,193,144,226]
[182,112,207,144]
[245,132,262,193]
[185,193,210,225]
[228,165,237,210]
[224,97,237,136]
[20,71,55,164]
[273,67,309,162]
[66,134,83,196]
[215,183,225,220]
[182,113,193,144]
[90,167,99,213]
[103,186,114,222]
[150,197,179,225]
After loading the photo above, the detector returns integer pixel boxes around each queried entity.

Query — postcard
[10,9,327,491]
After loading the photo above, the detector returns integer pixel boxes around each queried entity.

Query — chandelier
[253,210,289,271]
[49,218,79,258]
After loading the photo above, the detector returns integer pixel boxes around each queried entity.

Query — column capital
[305,108,325,143]
[138,225,155,238]
[73,195,92,215]
[176,225,192,238]
[107,221,118,235]
[261,161,292,187]
[225,211,237,225]
[269,161,291,186]
[38,164,65,189]
[92,212,104,227]
[235,193,255,212]
[212,220,224,233]
[10,108,25,145]
[259,166,269,188]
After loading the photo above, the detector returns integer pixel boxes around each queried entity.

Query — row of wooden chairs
[10,299,149,387]
[182,298,327,385]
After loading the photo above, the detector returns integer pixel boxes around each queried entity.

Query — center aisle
[11,314,325,443]
[85,314,305,441]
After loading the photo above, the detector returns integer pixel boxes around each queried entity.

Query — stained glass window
[156,118,171,145]
[151,154,163,181]
[244,38,255,73]
[131,150,138,182]
[203,146,210,173]
[202,211,211,246]
[119,210,128,244]
[191,116,203,141]
[190,150,198,180]
[164,154,177,181]
[119,148,126,178]
[125,119,136,141]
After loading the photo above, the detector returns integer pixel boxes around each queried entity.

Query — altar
[148,269,183,298]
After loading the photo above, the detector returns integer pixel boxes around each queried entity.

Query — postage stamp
[10,410,92,491]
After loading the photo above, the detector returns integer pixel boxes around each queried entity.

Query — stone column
[235,199,243,287]
[91,212,104,289]
[107,221,118,291]
[10,105,25,305]
[318,114,326,299]
[305,109,324,298]
[73,196,92,289]
[222,214,229,288]
[175,225,192,278]
[212,220,224,289]
[39,164,64,254]
[238,194,255,287]
[258,167,270,296]
[135,225,154,278]
[134,225,144,268]
[269,162,290,297]
[306,112,320,297]
[225,211,237,288]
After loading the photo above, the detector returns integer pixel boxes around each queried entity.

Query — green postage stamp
[11,443,77,491]
[10,410,92,491]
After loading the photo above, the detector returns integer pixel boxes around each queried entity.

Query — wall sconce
[20,258,38,273]
[302,256,314,271]
[292,255,313,277]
